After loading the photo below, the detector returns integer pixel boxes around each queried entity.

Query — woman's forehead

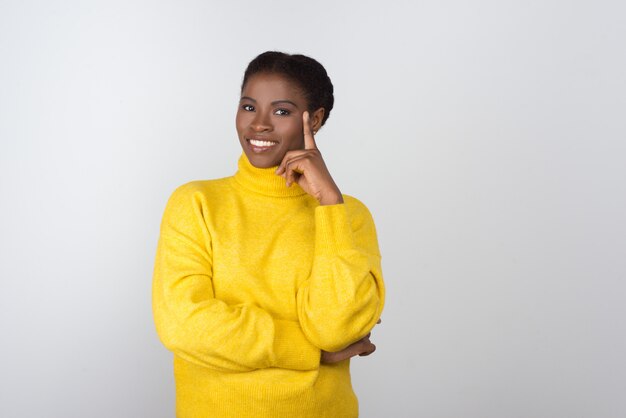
[242,73,305,100]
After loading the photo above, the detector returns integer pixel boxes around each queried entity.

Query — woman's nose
[250,112,272,132]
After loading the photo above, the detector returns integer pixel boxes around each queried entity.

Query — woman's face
[236,72,309,168]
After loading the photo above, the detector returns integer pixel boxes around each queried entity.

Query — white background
[1,1,625,417]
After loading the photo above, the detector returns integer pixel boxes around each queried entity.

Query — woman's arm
[296,198,385,352]
[321,327,379,364]
[275,112,385,353]
[152,183,320,372]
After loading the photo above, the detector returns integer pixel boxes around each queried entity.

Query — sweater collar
[233,153,307,197]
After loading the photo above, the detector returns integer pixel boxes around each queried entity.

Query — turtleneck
[232,152,307,198]
[153,152,386,418]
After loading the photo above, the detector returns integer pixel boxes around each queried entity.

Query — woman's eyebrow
[240,96,299,108]
[271,100,298,108]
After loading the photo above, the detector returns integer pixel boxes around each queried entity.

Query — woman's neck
[233,153,307,198]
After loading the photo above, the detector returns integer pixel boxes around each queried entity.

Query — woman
[153,51,385,418]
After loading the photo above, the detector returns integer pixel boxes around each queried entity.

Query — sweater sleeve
[296,197,386,352]
[152,183,320,372]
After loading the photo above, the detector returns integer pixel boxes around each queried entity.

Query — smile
[246,138,279,153]
[248,139,277,147]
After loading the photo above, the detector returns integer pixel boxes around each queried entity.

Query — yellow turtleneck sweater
[152,153,385,418]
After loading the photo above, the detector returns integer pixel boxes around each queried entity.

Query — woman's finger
[282,153,310,183]
[284,155,309,187]
[275,149,309,175]
[286,165,300,187]
[358,340,376,357]
[302,111,317,150]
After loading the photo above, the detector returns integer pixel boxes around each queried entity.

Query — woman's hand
[320,333,376,364]
[320,319,382,364]
[275,112,344,206]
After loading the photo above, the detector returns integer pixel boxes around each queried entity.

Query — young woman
[153,51,385,418]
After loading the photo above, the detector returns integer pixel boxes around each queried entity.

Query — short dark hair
[241,51,335,126]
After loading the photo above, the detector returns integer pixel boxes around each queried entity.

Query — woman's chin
[242,148,283,168]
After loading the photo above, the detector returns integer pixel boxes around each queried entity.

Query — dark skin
[236,72,379,363]
[274,111,344,205]
[236,73,343,205]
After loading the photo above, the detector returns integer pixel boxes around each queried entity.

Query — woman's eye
[242,104,254,111]
[274,109,290,116]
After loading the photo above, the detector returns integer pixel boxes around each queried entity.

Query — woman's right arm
[152,183,320,372]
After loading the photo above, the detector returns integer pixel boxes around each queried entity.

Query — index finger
[302,111,317,150]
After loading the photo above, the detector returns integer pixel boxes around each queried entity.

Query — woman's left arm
[296,198,385,352]
[276,112,385,352]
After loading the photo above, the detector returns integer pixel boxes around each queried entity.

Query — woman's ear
[310,107,325,133]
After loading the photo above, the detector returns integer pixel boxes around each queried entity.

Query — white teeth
[249,139,276,147]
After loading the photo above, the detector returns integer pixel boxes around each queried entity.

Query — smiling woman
[152,51,385,418]
[237,72,310,168]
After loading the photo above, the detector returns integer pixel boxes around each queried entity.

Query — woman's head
[241,52,334,126]
[236,51,335,168]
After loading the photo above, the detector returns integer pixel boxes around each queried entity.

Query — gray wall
[1,1,625,417]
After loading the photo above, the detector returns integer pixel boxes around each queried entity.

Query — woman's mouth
[247,138,278,153]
